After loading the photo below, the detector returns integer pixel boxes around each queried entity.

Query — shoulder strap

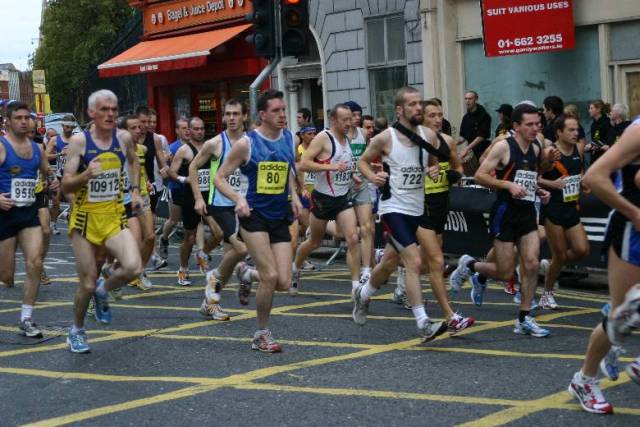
[325,130,336,160]
[392,121,450,161]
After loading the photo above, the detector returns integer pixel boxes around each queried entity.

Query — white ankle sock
[70,325,85,334]
[361,267,371,276]
[412,305,428,328]
[360,282,377,301]
[352,280,360,290]
[20,304,33,322]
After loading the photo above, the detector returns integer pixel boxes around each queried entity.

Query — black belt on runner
[392,121,451,162]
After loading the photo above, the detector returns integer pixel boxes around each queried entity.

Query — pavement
[1,227,639,426]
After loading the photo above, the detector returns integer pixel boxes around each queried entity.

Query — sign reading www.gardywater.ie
[481,0,575,57]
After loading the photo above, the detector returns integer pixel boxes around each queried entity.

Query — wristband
[178,176,187,184]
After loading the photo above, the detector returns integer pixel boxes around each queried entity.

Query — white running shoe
[449,254,474,293]
[539,291,558,310]
[607,283,640,345]
[568,371,613,414]
[514,316,550,337]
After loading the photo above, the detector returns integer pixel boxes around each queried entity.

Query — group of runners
[1,85,639,415]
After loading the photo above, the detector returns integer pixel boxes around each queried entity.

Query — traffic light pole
[249,1,282,123]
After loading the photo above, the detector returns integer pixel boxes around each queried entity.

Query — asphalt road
[0,226,639,426]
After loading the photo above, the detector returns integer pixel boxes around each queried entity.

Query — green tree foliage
[34,0,134,117]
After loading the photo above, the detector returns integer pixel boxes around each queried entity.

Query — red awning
[98,24,251,78]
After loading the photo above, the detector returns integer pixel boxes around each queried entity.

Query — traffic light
[281,0,310,57]
[246,0,276,58]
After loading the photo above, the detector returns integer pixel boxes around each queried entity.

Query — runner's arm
[358,131,390,186]
[168,146,187,182]
[474,140,511,191]
[299,133,338,173]
[214,137,249,205]
[62,133,91,194]
[153,134,168,171]
[584,125,640,222]
[189,138,219,204]
[45,136,58,162]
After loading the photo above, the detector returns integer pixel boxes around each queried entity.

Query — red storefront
[99,0,266,141]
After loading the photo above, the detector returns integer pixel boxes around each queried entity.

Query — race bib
[228,169,248,196]
[88,169,120,202]
[123,172,130,191]
[334,169,352,186]
[513,169,537,202]
[257,161,288,194]
[304,171,316,186]
[11,178,36,207]
[198,169,210,192]
[563,175,581,202]
[425,162,450,194]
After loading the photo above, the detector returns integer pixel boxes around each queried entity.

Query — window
[366,15,407,121]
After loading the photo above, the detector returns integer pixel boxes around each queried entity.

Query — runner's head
[61,114,76,138]
[223,98,247,132]
[543,96,564,122]
[329,103,352,138]
[175,118,190,142]
[300,126,316,145]
[422,98,443,132]
[257,89,286,130]
[5,101,32,138]
[362,114,374,141]
[554,115,579,145]
[344,101,362,128]
[148,108,158,133]
[120,115,143,143]
[189,117,205,143]
[46,128,57,140]
[511,104,540,142]
[27,116,37,140]
[135,106,151,134]
[88,90,118,132]
[395,86,423,127]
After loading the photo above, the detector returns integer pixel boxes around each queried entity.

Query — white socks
[352,281,360,291]
[360,282,377,302]
[412,305,428,329]
[20,304,33,322]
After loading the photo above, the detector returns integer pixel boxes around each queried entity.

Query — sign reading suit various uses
[481,0,576,57]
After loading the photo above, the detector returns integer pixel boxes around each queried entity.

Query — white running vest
[314,130,353,197]
[378,127,429,216]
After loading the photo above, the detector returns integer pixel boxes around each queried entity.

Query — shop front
[99,0,266,141]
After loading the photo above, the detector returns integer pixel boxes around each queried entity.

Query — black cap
[496,104,513,115]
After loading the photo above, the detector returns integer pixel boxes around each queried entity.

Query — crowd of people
[0,85,639,415]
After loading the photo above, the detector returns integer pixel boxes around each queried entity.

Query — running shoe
[513,291,538,309]
[87,298,96,317]
[133,273,152,291]
[101,263,113,280]
[18,318,43,338]
[67,329,90,354]
[177,270,191,287]
[391,287,405,305]
[93,280,112,325]
[360,271,371,286]
[151,255,168,271]
[109,287,124,301]
[600,346,625,381]
[205,271,222,303]
[503,277,517,295]
[159,237,169,260]
[195,250,209,274]
[447,312,475,334]
[418,319,448,343]
[290,268,300,296]
[40,270,51,286]
[128,277,142,288]
[51,223,60,235]
[443,264,455,279]
[514,316,550,338]
[396,267,405,291]
[568,371,613,414]
[449,254,474,293]
[607,284,640,345]
[539,290,559,310]
[301,260,316,271]
[352,283,369,325]
[601,303,611,317]
[252,329,282,353]
[199,299,230,321]
[236,262,252,305]
[374,248,385,264]
[470,273,486,307]
[539,258,559,290]
[626,357,640,385]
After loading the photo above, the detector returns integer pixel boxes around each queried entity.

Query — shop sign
[481,0,575,57]
[144,0,251,35]
[32,69,47,94]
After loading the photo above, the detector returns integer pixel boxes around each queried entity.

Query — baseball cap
[496,104,513,115]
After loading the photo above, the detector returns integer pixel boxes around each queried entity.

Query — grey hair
[88,89,118,110]
[612,103,629,121]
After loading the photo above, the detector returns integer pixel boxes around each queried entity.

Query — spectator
[563,104,587,146]
[542,96,564,141]
[495,104,513,138]
[296,107,312,129]
[607,103,632,146]
[459,90,491,162]
[585,99,612,162]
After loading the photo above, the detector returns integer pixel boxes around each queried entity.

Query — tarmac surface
[1,227,639,426]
